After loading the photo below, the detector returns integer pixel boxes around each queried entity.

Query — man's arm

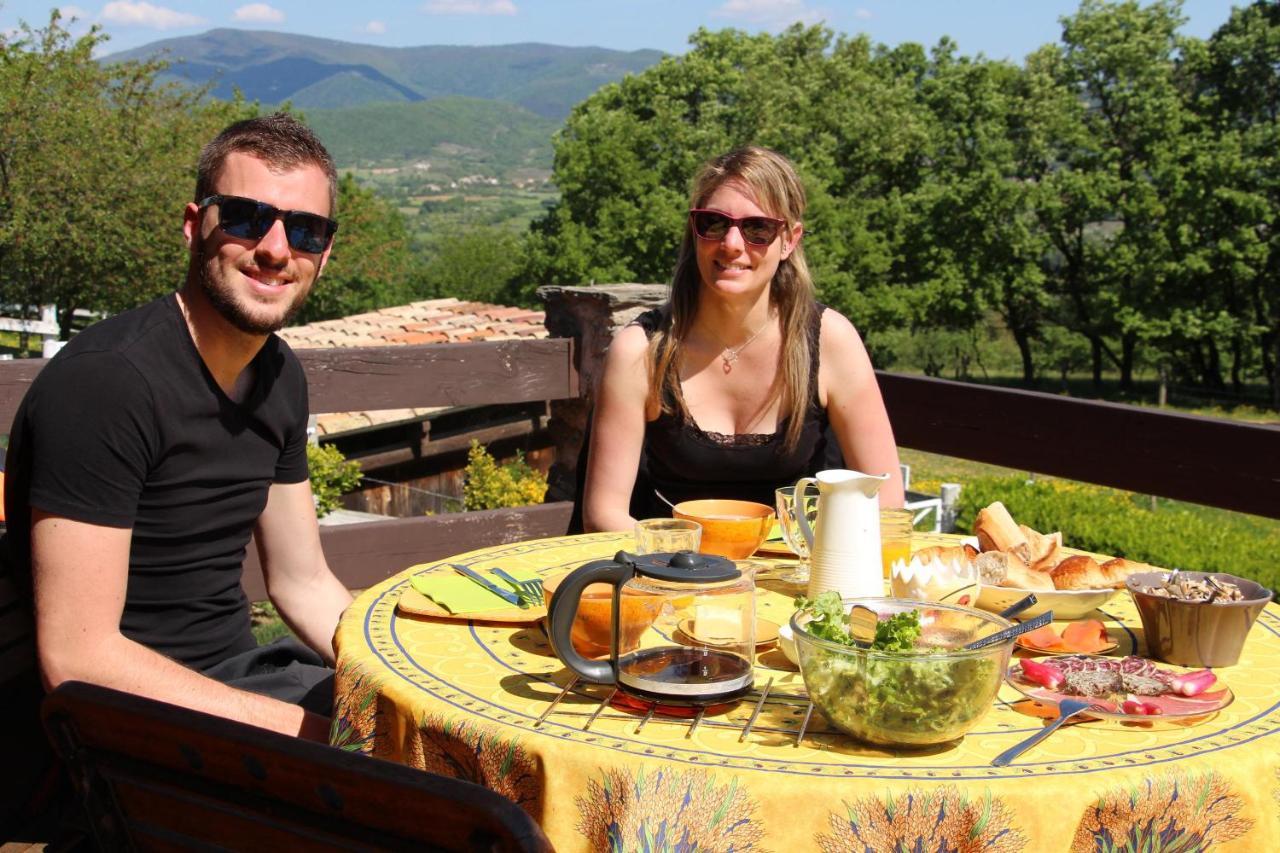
[253,480,353,665]
[32,511,329,740]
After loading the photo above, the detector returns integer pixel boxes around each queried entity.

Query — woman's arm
[581,324,653,532]
[820,310,905,508]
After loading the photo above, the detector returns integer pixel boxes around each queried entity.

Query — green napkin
[765,521,784,542]
[407,565,540,614]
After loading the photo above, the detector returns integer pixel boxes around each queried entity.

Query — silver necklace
[714,318,769,373]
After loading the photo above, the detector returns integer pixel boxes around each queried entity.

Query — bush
[308,443,364,518]
[463,440,548,510]
[954,476,1280,591]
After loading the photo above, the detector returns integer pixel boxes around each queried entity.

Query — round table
[333,532,1280,852]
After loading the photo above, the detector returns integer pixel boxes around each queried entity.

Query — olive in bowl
[1125,571,1272,668]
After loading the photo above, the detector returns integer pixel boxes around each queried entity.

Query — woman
[582,146,903,532]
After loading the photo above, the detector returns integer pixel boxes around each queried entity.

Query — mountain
[104,29,665,120]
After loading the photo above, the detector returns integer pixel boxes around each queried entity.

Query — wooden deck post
[538,284,668,505]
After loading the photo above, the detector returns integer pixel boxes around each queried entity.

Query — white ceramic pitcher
[794,469,889,599]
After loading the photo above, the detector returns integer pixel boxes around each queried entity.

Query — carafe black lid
[622,550,741,583]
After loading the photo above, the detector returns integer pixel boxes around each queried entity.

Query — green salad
[794,592,999,746]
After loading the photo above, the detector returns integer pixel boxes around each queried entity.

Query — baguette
[975,502,1031,562]
[976,550,1053,591]
[1020,525,1063,573]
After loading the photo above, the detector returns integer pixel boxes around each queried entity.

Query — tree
[418,224,522,305]
[295,172,422,323]
[516,25,929,360]
[1036,0,1198,390]
[1194,0,1280,408]
[0,12,251,339]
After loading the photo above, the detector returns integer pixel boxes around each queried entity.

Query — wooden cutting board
[396,587,547,624]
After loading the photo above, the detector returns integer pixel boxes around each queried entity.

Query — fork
[991,698,1094,766]
[490,568,544,606]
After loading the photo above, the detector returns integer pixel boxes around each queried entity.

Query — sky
[0,1,1247,60]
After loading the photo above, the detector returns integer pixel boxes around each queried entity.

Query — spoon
[653,488,677,510]
[991,698,1092,766]
[962,610,1054,651]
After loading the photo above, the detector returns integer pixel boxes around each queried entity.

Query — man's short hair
[195,112,338,215]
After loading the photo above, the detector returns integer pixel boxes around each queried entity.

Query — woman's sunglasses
[689,209,786,246]
[199,194,338,254]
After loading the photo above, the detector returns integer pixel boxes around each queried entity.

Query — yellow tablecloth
[333,533,1280,852]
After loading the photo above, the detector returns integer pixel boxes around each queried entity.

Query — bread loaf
[975,502,1031,562]
[1020,525,1063,573]
[976,550,1053,591]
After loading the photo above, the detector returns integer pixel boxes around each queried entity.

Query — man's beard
[194,241,310,335]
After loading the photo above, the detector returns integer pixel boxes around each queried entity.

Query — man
[4,113,352,743]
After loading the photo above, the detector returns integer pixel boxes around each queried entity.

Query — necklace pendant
[721,353,735,373]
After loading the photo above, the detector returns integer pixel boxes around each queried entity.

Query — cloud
[422,1,518,16]
[58,5,90,20]
[101,2,205,29]
[233,4,285,24]
[364,20,387,34]
[712,0,823,27]
[854,7,872,20]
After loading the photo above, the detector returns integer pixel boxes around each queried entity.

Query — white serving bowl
[976,585,1119,621]
[777,620,799,667]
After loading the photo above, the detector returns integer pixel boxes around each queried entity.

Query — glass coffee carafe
[547,550,756,705]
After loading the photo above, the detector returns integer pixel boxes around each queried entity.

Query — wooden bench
[41,681,554,851]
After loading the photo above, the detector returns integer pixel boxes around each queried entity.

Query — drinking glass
[634,518,702,555]
[775,486,818,584]
[880,508,914,579]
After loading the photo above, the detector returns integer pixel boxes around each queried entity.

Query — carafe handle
[793,477,818,552]
[546,551,636,683]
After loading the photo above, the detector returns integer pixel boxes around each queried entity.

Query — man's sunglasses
[199,194,337,254]
[689,209,786,246]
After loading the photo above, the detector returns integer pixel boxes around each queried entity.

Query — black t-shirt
[2,293,310,671]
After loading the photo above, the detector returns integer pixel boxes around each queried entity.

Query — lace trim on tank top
[694,424,778,447]
[635,302,826,449]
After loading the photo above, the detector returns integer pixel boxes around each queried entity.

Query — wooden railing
[0,339,1275,599]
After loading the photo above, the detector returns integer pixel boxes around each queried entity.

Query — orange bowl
[672,499,775,560]
[543,573,664,659]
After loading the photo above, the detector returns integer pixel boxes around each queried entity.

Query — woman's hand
[820,310,905,508]
[581,324,652,532]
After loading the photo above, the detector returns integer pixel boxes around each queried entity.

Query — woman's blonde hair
[647,146,817,450]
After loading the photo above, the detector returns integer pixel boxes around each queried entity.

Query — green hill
[304,98,558,170]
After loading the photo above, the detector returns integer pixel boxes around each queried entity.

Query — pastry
[1050,555,1107,590]
[913,544,977,571]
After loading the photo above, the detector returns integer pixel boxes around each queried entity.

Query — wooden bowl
[672,499,775,560]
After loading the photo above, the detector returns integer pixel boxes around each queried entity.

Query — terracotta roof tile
[281,297,547,434]
[385,331,450,345]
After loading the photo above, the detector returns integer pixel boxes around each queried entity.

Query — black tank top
[628,304,841,519]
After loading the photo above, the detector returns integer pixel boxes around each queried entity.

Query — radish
[1019,658,1065,690]
[1170,669,1216,697]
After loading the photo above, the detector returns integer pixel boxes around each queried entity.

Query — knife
[449,563,526,608]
